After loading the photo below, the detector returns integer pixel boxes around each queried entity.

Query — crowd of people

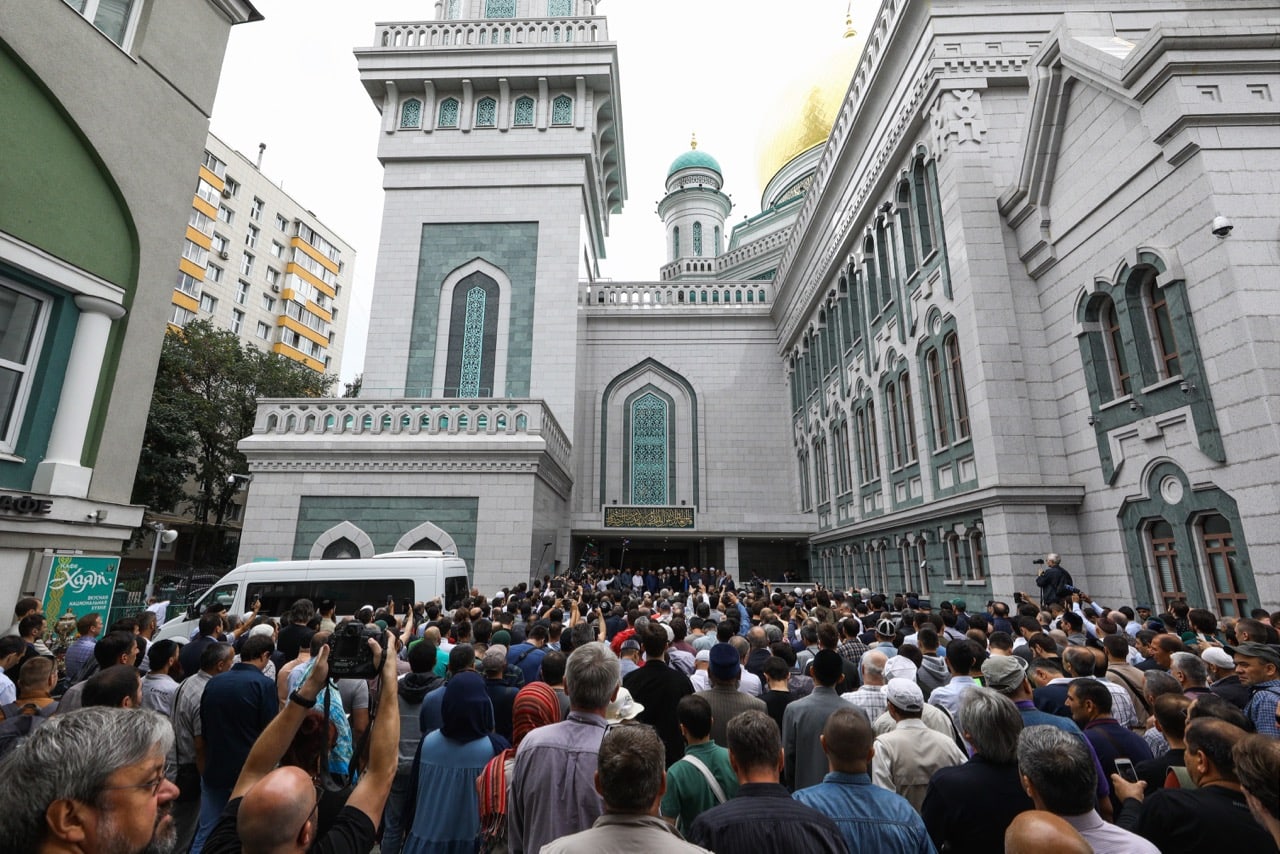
[1,555,1279,854]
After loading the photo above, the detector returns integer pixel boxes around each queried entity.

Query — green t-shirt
[660,740,739,835]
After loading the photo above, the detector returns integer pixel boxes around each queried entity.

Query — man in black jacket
[1035,554,1073,607]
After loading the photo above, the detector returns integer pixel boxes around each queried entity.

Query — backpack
[0,701,57,760]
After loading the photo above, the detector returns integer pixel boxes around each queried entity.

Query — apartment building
[172,132,355,374]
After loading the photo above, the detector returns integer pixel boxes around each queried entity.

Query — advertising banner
[40,555,121,619]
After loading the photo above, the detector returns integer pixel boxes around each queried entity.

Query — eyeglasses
[302,782,323,830]
[100,772,167,798]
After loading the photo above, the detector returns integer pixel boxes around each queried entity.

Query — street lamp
[145,522,179,600]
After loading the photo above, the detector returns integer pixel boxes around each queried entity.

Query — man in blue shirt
[191,633,277,854]
[507,624,550,685]
[793,706,933,854]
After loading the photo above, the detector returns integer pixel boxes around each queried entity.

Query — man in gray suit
[783,649,865,790]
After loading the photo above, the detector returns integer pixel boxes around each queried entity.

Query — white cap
[606,687,645,721]
[882,655,918,683]
[885,677,924,712]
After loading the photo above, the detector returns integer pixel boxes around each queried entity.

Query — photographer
[1034,554,1074,608]
[202,633,401,854]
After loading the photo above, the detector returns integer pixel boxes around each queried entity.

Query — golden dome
[756,23,866,194]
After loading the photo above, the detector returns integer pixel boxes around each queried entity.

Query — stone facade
[238,0,1280,612]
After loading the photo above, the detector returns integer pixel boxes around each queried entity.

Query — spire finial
[691,132,698,151]
[844,2,857,39]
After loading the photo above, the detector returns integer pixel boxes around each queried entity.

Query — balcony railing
[375,17,608,49]
[581,281,774,310]
[250,398,571,471]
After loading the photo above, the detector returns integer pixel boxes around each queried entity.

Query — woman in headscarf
[402,671,508,854]
[476,682,562,854]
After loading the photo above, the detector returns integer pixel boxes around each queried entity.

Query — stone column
[723,536,739,580]
[33,295,126,497]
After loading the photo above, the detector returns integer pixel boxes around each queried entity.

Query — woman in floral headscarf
[402,671,508,854]
[476,682,563,854]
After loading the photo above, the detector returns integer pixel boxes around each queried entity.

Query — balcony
[374,17,608,49]
[581,281,774,311]
[248,398,571,472]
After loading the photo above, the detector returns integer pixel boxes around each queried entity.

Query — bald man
[200,636,401,854]
[1004,811,1092,854]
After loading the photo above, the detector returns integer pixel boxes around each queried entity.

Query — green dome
[668,149,722,177]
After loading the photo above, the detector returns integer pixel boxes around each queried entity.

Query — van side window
[246,583,315,619]
[444,574,469,610]
[194,583,238,616]
[308,579,415,617]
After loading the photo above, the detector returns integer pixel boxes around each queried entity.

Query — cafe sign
[41,555,121,619]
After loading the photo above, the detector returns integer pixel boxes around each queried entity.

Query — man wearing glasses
[0,705,181,853]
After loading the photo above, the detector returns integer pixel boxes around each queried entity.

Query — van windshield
[248,579,414,619]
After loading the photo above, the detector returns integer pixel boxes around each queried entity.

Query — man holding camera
[1034,554,1074,607]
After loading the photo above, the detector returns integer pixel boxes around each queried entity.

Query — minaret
[658,134,732,280]
[355,0,626,439]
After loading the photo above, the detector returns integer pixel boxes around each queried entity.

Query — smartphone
[1114,758,1139,784]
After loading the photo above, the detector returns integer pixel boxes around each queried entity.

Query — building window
[797,449,812,511]
[1200,515,1247,617]
[438,98,460,129]
[240,254,254,276]
[1101,297,1132,399]
[236,281,249,305]
[926,348,949,447]
[250,198,264,221]
[475,97,497,128]
[875,220,894,309]
[182,239,209,268]
[692,222,703,257]
[255,321,271,340]
[269,241,284,259]
[714,225,722,257]
[1143,274,1181,380]
[170,305,195,328]
[202,150,227,179]
[67,0,142,48]
[551,95,573,126]
[901,374,918,463]
[1149,519,1183,610]
[445,271,499,397]
[230,309,244,334]
[261,294,276,312]
[969,531,986,581]
[265,268,281,287]
[945,533,963,582]
[196,178,220,206]
[188,209,214,236]
[513,96,535,127]
[630,392,669,505]
[217,204,234,225]
[886,380,906,469]
[274,213,289,231]
[206,264,223,284]
[672,227,680,259]
[897,181,917,276]
[945,332,970,440]
[175,272,200,298]
[224,177,240,198]
[199,293,217,314]
[912,159,935,258]
[211,233,228,256]
[549,0,573,14]
[485,0,516,17]
[0,281,49,452]
[400,98,423,129]
[245,224,259,249]
[446,0,461,17]
[458,285,487,397]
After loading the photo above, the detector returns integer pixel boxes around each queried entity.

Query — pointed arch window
[551,95,574,126]
[886,380,905,468]
[714,226,722,256]
[912,159,935,258]
[926,348,949,447]
[475,97,497,128]
[672,227,680,259]
[446,271,499,398]
[400,98,423,129]
[945,333,970,440]
[1200,514,1246,617]
[875,219,894,308]
[513,96,535,127]
[322,537,360,560]
[438,97,460,129]
[1144,274,1181,379]
[630,392,669,505]
[900,374,918,464]
[1149,519,1183,610]
[1099,296,1132,398]
[897,181,917,276]
[692,222,703,256]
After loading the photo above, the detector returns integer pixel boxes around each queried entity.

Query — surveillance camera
[1211,215,1233,238]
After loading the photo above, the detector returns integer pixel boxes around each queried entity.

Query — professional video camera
[327,621,387,679]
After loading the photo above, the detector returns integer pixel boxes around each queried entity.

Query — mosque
[237,0,1280,613]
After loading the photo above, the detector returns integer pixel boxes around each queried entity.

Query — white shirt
[0,671,15,705]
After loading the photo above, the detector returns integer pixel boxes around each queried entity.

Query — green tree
[132,320,333,566]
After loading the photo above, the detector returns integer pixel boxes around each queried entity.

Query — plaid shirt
[842,684,887,721]
[837,638,869,671]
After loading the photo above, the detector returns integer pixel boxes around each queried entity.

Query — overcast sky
[211,0,867,382]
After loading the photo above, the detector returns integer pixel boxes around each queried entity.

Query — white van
[155,551,469,642]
